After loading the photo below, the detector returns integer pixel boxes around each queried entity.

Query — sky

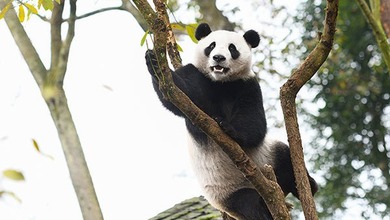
[0,0,375,220]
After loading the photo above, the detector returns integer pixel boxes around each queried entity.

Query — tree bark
[380,0,390,37]
[1,1,103,219]
[280,0,339,219]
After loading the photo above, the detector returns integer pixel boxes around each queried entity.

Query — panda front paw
[145,50,160,77]
[214,117,238,140]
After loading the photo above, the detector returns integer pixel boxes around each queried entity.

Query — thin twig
[75,6,124,20]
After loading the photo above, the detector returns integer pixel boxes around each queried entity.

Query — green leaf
[171,23,185,31]
[32,139,40,152]
[32,139,54,159]
[140,30,149,46]
[3,169,25,181]
[185,23,198,43]
[18,5,25,22]
[41,0,54,11]
[0,1,11,19]
[177,43,183,52]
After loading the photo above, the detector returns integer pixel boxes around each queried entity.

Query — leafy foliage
[293,0,390,218]
[0,0,59,22]
[140,23,198,52]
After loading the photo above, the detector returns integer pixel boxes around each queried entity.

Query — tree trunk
[1,1,104,219]
[44,86,104,220]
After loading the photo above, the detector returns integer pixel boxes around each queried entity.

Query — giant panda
[145,23,318,220]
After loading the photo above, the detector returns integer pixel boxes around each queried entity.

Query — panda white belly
[187,134,276,210]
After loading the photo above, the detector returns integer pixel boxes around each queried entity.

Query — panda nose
[213,55,226,63]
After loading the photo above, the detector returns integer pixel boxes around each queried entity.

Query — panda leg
[224,188,273,220]
[272,141,318,198]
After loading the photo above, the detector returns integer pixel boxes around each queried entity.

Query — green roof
[150,196,222,220]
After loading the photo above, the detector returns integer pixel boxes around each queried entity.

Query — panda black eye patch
[229,44,240,59]
[204,42,216,56]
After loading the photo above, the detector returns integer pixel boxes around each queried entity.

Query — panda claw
[145,50,160,76]
[214,117,238,139]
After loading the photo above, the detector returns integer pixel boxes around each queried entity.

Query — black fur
[224,188,272,220]
[195,23,212,40]
[243,30,260,48]
[228,44,240,59]
[204,42,216,57]
[272,142,318,198]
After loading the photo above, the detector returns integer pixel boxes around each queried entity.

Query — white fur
[193,30,256,82]
[187,134,277,211]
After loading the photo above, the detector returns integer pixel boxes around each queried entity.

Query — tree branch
[1,0,47,89]
[279,0,339,219]
[133,0,290,219]
[121,0,148,31]
[152,0,181,69]
[75,6,124,20]
[356,0,390,73]
[47,0,76,86]
[49,0,64,74]
[56,0,76,83]
[41,1,149,33]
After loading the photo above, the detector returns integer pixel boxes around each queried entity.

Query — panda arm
[216,81,267,149]
[145,50,200,117]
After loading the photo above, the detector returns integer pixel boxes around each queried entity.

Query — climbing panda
[145,23,318,220]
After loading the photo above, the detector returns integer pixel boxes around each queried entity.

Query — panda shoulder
[175,63,201,75]
[240,77,263,97]
[174,63,208,82]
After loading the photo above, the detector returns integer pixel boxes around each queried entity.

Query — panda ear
[243,30,260,48]
[195,23,212,40]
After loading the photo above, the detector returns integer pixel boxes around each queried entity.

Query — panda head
[193,23,260,82]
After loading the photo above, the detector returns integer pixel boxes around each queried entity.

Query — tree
[294,0,390,218]
[0,0,103,219]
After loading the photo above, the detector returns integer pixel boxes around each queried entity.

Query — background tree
[0,0,104,219]
[292,0,390,218]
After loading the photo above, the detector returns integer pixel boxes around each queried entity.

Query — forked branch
[280,0,339,219]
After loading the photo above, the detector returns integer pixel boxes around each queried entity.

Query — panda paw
[214,117,238,139]
[145,50,160,76]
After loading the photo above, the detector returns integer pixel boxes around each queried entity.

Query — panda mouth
[211,65,229,74]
